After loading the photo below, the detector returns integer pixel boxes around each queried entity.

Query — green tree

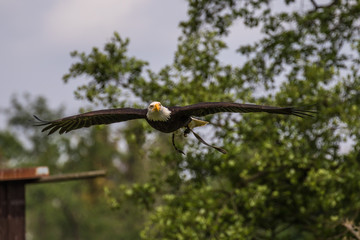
[62,0,360,239]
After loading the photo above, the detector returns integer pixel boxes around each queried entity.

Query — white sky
[0,0,191,128]
[0,0,319,130]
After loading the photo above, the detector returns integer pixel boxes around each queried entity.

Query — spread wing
[170,102,316,118]
[34,108,147,135]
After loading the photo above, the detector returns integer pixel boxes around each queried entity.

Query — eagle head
[146,101,171,121]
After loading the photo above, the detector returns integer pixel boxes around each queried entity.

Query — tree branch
[343,219,360,240]
[309,0,340,13]
[309,0,319,9]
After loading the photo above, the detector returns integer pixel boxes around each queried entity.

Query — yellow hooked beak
[154,103,160,112]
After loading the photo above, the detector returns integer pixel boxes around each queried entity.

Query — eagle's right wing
[34,108,147,135]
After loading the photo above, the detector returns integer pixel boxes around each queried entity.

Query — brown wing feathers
[172,102,316,118]
[236,104,316,118]
[34,108,147,135]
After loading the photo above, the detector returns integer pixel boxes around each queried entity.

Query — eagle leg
[186,127,227,154]
[172,133,185,155]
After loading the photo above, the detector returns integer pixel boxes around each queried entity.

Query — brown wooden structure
[0,167,106,240]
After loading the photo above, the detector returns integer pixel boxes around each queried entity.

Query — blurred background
[1,0,360,239]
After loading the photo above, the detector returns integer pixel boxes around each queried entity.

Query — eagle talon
[172,133,185,155]
[188,128,227,154]
[184,128,191,137]
[176,149,185,155]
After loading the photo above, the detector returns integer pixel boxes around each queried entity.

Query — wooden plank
[32,170,106,184]
[0,182,7,240]
[0,168,106,240]
[0,181,25,240]
[0,167,49,181]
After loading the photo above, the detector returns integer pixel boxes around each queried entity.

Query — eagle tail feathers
[189,117,209,129]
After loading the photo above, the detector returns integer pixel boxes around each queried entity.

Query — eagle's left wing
[170,102,315,118]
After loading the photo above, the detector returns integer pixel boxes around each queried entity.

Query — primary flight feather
[35,101,315,154]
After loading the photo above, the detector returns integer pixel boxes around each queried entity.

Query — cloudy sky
[0,0,193,128]
[0,0,315,129]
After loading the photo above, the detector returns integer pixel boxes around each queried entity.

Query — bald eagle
[34,101,315,154]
